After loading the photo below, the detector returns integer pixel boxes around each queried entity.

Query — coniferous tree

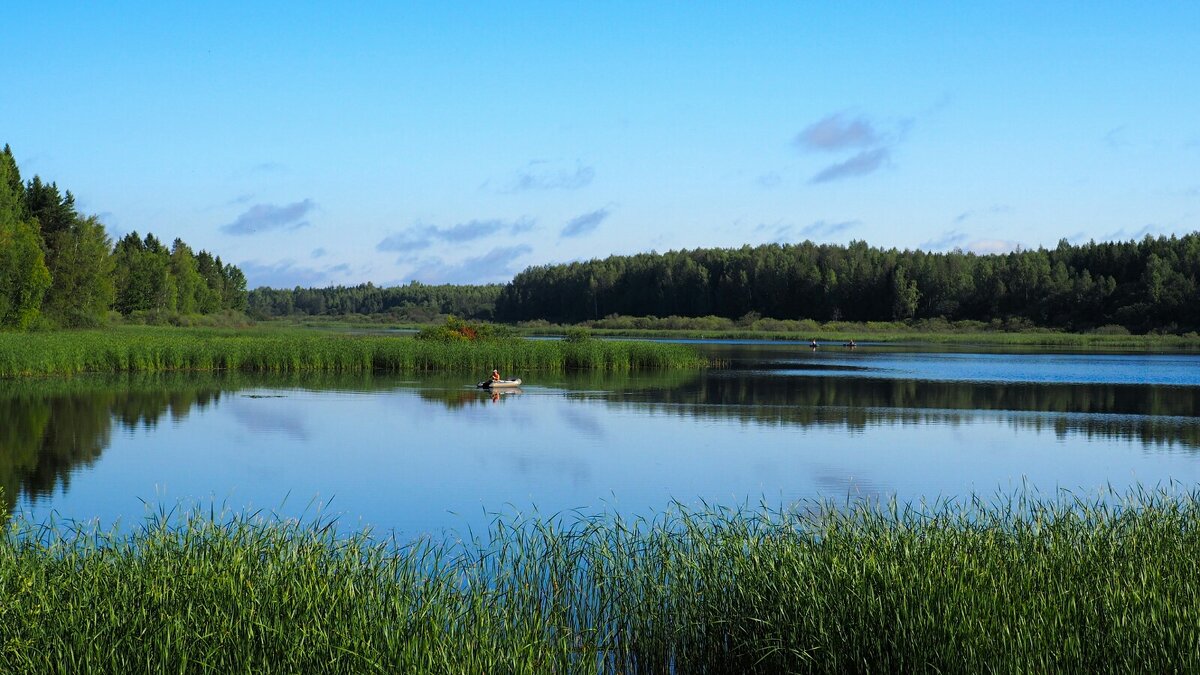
[0,149,51,328]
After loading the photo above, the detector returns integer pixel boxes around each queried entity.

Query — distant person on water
[846,339,857,349]
[492,369,501,382]
[809,338,819,349]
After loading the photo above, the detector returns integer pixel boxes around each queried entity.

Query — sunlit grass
[0,326,706,378]
[3,488,1199,672]
[513,317,1200,350]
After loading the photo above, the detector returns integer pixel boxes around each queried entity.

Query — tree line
[246,235,1199,332]
[0,145,246,328]
[247,282,502,321]
[494,237,1200,332]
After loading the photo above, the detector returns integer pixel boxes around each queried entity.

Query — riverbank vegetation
[514,315,1200,349]
[2,488,1198,672]
[245,234,1200,336]
[0,326,704,378]
[0,145,246,330]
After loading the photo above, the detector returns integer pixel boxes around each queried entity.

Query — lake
[5,341,1200,538]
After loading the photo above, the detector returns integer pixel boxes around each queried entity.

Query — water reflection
[0,375,226,513]
[417,387,523,409]
[0,372,411,514]
[2,356,1199,528]
[576,372,1200,450]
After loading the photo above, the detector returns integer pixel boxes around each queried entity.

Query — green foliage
[0,144,246,327]
[891,265,920,319]
[42,215,115,327]
[515,315,1200,349]
[248,280,502,320]
[496,235,1200,332]
[0,151,51,329]
[1,489,1199,672]
[222,263,248,311]
[416,316,515,343]
[0,326,705,377]
[563,326,593,343]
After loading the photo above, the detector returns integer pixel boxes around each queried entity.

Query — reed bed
[0,327,705,378]
[553,327,1200,350]
[3,488,1199,673]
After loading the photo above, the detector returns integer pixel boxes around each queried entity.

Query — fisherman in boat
[492,369,501,382]
[809,338,819,349]
[845,339,857,349]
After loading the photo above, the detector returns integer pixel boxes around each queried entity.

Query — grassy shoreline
[0,326,705,378]
[253,316,1200,350]
[520,326,1200,350]
[3,489,1198,672]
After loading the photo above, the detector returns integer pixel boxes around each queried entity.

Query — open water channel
[4,341,1200,537]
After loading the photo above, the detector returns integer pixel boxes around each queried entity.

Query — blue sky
[4,3,1198,288]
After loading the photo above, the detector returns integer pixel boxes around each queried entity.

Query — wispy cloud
[376,230,434,253]
[920,230,1021,254]
[403,245,533,284]
[229,401,309,441]
[1103,224,1162,241]
[441,218,535,242]
[377,217,535,253]
[1103,125,1130,150]
[756,172,782,188]
[222,199,315,235]
[757,219,859,243]
[796,112,909,184]
[952,205,1012,224]
[493,160,595,192]
[799,220,859,237]
[809,148,889,184]
[311,247,327,259]
[795,114,881,152]
[920,230,969,250]
[966,239,1021,254]
[561,208,610,238]
[238,258,353,288]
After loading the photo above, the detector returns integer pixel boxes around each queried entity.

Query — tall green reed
[0,327,705,378]
[3,487,1199,673]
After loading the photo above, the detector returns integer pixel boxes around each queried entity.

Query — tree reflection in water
[2,369,1197,518]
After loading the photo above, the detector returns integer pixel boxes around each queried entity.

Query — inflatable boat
[477,378,523,389]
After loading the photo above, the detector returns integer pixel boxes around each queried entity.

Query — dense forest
[252,236,1199,333]
[494,237,1200,332]
[0,145,245,328]
[248,282,501,321]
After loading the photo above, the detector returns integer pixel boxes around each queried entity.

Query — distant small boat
[478,378,523,389]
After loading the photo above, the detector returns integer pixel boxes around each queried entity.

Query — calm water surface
[4,342,1200,537]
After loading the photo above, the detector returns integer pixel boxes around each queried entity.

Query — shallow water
[3,344,1199,537]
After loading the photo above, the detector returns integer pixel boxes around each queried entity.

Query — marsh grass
[3,488,1200,673]
[515,318,1200,350]
[0,327,705,378]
